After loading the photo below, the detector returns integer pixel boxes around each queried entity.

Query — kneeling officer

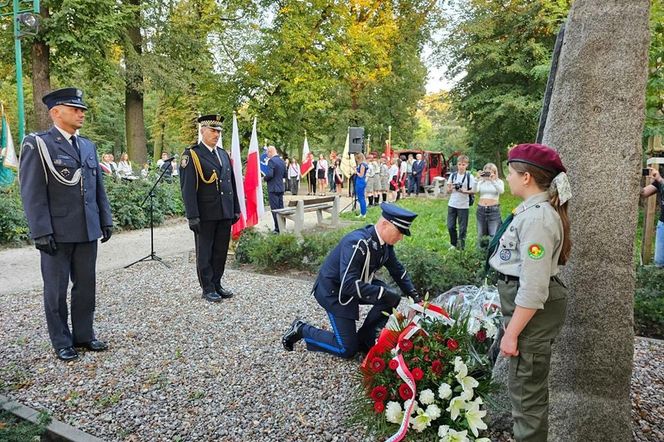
[282,203,421,358]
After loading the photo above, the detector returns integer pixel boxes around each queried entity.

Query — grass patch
[0,409,51,442]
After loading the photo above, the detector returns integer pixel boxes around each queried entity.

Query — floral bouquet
[353,285,502,442]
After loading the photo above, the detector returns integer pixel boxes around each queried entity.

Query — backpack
[452,172,474,206]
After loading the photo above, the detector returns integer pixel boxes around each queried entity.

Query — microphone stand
[124,163,172,269]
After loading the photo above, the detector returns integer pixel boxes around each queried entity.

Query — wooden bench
[272,195,340,236]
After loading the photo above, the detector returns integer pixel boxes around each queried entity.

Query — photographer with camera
[474,162,505,249]
[641,166,664,267]
[446,155,475,250]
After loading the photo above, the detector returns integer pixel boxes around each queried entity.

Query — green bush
[104,176,184,230]
[0,183,29,246]
[634,266,664,338]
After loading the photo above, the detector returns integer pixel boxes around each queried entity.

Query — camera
[642,168,651,176]
[480,171,491,177]
[453,183,463,191]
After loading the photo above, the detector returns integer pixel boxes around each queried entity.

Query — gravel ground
[0,256,662,441]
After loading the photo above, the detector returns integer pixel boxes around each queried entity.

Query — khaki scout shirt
[489,192,563,310]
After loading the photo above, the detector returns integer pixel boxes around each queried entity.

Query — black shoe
[202,292,222,302]
[215,287,234,299]
[55,347,79,361]
[74,339,108,352]
[282,319,306,351]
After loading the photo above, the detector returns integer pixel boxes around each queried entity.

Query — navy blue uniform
[19,127,112,349]
[412,159,425,195]
[264,154,287,232]
[179,142,240,294]
[301,225,415,358]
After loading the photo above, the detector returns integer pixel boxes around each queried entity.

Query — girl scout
[488,143,572,442]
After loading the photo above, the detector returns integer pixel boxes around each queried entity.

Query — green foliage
[0,183,29,246]
[634,265,664,339]
[645,0,664,139]
[103,176,184,230]
[0,410,49,442]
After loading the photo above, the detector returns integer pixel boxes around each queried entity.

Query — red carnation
[412,367,424,381]
[370,357,386,373]
[431,359,444,375]
[422,346,430,353]
[447,338,459,351]
[476,329,487,343]
[374,401,385,413]
[370,385,388,402]
[399,339,414,352]
[389,359,399,370]
[399,383,413,400]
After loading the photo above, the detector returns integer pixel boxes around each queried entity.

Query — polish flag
[300,134,313,176]
[244,117,264,227]
[230,114,247,239]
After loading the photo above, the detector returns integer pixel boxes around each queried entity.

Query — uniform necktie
[70,135,78,151]
[485,212,515,274]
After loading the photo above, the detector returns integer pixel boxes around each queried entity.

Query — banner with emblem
[0,104,18,187]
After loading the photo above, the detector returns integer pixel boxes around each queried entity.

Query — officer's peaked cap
[197,114,224,130]
[508,143,566,174]
[380,203,417,236]
[42,88,87,110]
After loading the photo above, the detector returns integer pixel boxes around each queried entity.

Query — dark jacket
[264,154,286,194]
[19,126,112,243]
[412,159,426,176]
[179,142,240,221]
[313,225,415,320]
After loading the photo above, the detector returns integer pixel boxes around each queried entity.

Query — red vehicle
[396,149,462,188]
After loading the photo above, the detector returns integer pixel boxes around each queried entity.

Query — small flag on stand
[230,114,247,239]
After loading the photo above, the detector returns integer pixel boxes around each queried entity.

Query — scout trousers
[498,277,568,442]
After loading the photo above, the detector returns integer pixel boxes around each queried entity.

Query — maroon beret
[507,143,566,174]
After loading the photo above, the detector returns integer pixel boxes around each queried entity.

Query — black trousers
[269,191,284,232]
[447,206,469,249]
[194,219,232,294]
[40,241,98,349]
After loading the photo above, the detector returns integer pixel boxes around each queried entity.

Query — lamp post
[0,0,40,142]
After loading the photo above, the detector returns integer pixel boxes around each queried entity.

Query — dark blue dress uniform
[19,88,112,355]
[264,152,286,232]
[283,203,419,358]
[179,116,240,299]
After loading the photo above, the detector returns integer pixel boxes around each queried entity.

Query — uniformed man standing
[282,203,421,358]
[19,88,113,362]
[179,115,241,303]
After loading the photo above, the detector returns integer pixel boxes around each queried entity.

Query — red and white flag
[244,117,264,227]
[230,114,247,239]
[300,134,313,176]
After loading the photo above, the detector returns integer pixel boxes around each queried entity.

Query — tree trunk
[124,0,147,165]
[30,6,51,132]
[542,1,650,440]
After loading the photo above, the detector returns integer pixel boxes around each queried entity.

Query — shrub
[247,233,301,270]
[0,183,29,246]
[634,266,664,338]
[300,228,352,271]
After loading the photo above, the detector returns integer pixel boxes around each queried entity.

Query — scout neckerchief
[484,210,515,275]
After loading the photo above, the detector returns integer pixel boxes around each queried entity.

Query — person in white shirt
[474,162,505,248]
[316,154,328,196]
[116,152,133,176]
[446,155,475,249]
[288,158,301,195]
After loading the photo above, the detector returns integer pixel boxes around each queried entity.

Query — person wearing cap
[179,114,241,303]
[487,143,572,442]
[19,87,113,362]
[282,203,421,359]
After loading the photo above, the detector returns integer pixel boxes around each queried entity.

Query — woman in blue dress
[354,153,368,218]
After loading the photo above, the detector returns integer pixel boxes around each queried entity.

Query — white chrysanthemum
[419,389,435,405]
[446,395,466,421]
[385,401,403,424]
[483,320,498,338]
[425,403,442,420]
[438,383,452,400]
[464,401,488,437]
[404,399,416,416]
[438,424,450,438]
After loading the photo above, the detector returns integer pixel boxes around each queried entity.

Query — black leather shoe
[215,287,234,299]
[74,339,108,351]
[55,347,78,361]
[202,292,222,302]
[282,319,306,351]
